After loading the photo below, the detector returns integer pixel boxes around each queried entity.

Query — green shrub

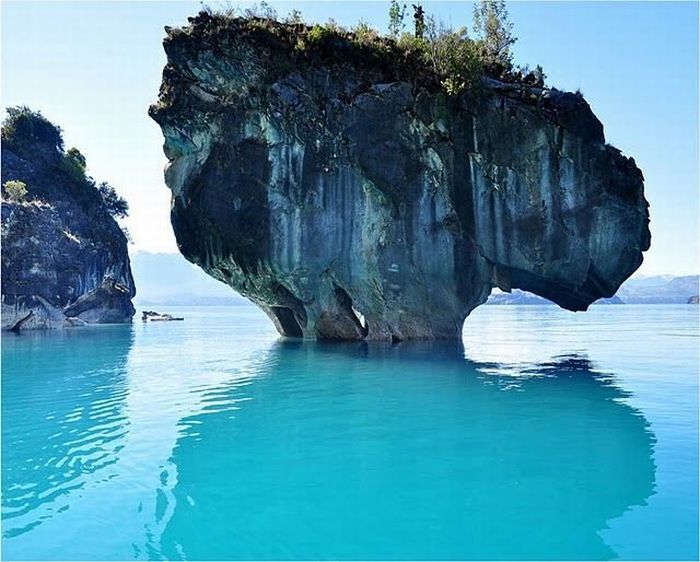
[2,180,28,202]
[66,147,86,168]
[1,106,64,154]
[200,1,236,18]
[60,148,88,183]
[244,1,277,20]
[423,22,483,96]
[353,20,380,45]
[97,181,129,218]
[324,18,344,32]
[306,24,335,46]
[284,9,303,25]
[533,64,546,87]
[397,31,425,51]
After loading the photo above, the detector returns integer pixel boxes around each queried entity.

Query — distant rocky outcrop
[150,14,650,340]
[1,108,135,330]
[689,295,699,305]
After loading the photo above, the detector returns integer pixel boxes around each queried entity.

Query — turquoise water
[2,304,698,560]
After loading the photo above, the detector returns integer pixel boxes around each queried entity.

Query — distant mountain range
[130,252,247,306]
[615,275,699,304]
[487,291,625,305]
[487,275,699,305]
[131,252,698,307]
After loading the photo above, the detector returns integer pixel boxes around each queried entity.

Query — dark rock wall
[1,140,135,329]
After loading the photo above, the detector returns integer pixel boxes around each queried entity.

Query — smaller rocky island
[142,310,184,322]
[1,107,136,330]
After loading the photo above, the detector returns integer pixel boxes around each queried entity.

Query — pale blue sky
[2,1,698,275]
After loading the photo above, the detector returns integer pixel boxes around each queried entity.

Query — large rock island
[1,108,136,330]
[150,13,650,341]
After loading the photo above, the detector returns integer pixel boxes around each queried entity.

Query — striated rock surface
[150,14,650,340]
[1,112,135,330]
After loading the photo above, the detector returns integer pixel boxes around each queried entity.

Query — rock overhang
[151,14,651,341]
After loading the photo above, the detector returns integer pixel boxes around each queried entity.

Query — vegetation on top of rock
[60,146,89,183]
[59,149,130,221]
[195,0,544,96]
[66,147,87,168]
[1,106,64,155]
[388,0,407,38]
[472,0,516,67]
[97,182,129,218]
[1,107,129,222]
[421,22,483,96]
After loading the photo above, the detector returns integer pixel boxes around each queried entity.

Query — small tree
[3,180,28,202]
[424,24,483,96]
[412,3,426,39]
[244,1,277,20]
[97,182,129,218]
[285,9,303,24]
[533,64,546,87]
[200,1,236,17]
[354,20,379,45]
[120,226,134,243]
[472,0,517,67]
[306,24,335,46]
[61,147,88,183]
[388,0,407,38]
[66,147,86,169]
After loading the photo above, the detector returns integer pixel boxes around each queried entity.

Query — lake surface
[2,304,698,560]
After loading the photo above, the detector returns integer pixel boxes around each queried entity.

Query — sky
[2,1,698,276]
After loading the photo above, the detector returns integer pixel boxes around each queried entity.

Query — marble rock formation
[151,14,650,340]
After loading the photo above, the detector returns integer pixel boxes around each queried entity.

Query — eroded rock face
[150,15,650,340]
[1,129,135,330]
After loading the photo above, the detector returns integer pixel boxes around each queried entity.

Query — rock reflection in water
[159,340,655,560]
